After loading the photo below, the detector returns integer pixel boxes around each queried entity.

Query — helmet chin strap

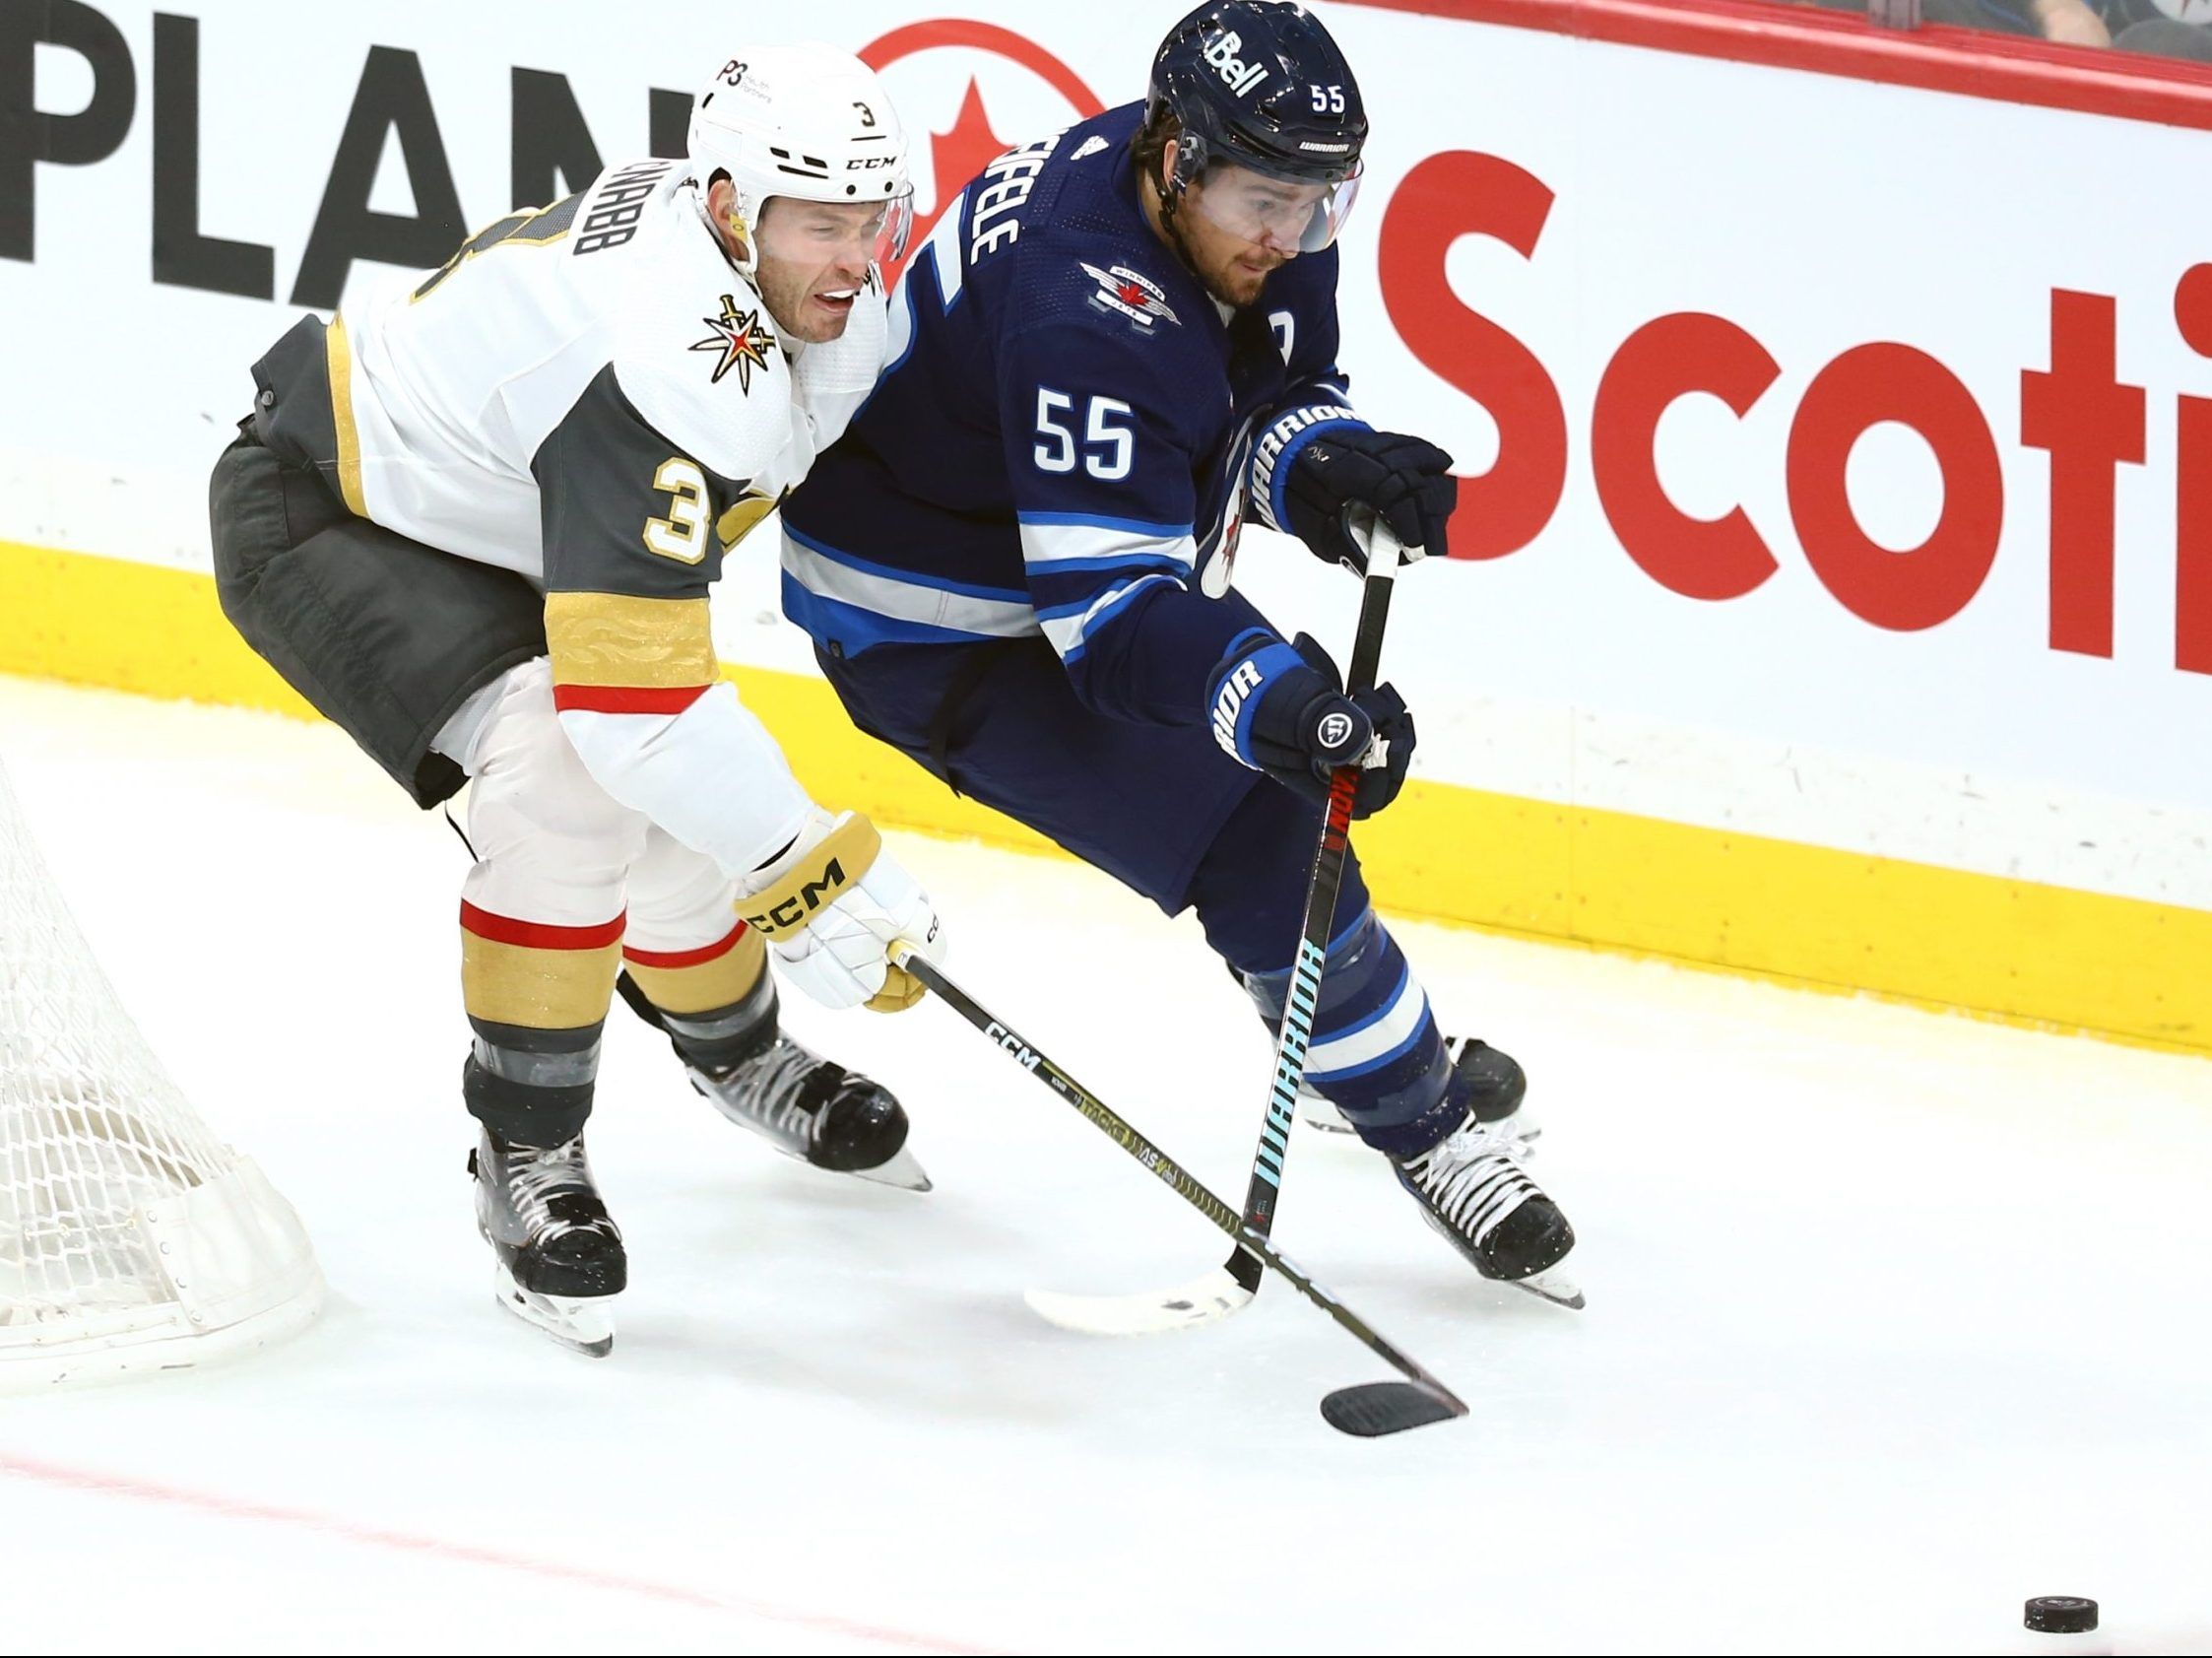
[1149,165,1205,288]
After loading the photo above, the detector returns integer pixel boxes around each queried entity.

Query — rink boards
[2,0,2208,1052]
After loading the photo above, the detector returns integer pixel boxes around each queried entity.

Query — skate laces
[710,1035,826,1138]
[1408,1121,1538,1242]
[507,1140,601,1237]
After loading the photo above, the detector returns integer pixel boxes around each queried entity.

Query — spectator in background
[2098,0,2212,60]
[1796,0,2112,45]
[1790,0,2212,60]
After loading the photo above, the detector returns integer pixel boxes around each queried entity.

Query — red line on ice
[0,1451,996,1656]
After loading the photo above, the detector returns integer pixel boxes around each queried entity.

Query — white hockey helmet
[687,44,914,278]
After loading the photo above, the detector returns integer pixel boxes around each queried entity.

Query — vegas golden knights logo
[688,295,776,390]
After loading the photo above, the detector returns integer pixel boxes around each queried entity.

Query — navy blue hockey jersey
[779,101,1370,726]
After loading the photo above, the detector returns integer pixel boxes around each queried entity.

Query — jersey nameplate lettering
[968,131,1062,265]
[576,159,675,255]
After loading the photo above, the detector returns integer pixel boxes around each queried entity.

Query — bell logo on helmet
[1202,28,1269,98]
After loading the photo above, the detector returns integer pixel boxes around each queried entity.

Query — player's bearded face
[750,199,899,344]
[1172,164,1328,309]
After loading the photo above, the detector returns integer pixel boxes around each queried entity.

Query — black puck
[2025,1596,2099,1634]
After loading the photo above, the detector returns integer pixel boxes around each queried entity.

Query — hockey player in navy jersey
[781,3,1577,1293]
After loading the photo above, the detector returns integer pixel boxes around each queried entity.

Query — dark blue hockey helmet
[1146,1,1367,253]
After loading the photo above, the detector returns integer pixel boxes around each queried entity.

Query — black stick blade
[1320,1381,1467,1438]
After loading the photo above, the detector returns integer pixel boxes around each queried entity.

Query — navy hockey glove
[1282,429,1457,572]
[1206,631,1415,819]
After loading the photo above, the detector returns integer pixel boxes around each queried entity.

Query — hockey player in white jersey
[209,45,943,1355]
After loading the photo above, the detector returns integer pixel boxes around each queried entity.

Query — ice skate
[1392,1110,1582,1309]
[471,1129,625,1356]
[689,1031,930,1192]
[618,969,932,1193]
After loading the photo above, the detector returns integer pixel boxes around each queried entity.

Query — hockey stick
[1024,523,1403,1338]
[890,944,1465,1438]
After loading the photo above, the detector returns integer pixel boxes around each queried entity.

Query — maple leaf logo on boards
[872,77,1012,292]
[688,295,776,390]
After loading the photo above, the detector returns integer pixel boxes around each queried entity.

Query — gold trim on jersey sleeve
[717,490,778,551]
[544,592,718,688]
[324,314,367,516]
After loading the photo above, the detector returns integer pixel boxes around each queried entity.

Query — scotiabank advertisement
[5,0,2210,912]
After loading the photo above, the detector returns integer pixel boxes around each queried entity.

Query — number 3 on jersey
[1034,389,1134,481]
[643,458,710,563]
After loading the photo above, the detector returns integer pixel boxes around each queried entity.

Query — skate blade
[1509,1267,1584,1311]
[841,1142,933,1193]
[1024,1266,1256,1336]
[492,1263,616,1357]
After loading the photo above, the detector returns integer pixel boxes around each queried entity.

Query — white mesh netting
[0,756,321,1386]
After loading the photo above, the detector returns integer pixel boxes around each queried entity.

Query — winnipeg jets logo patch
[689,295,776,390]
[1070,135,1110,162]
[1080,262,1179,332]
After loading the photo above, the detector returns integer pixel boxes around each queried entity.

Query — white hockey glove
[738,810,943,1013]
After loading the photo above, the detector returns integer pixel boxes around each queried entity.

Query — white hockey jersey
[281,158,887,878]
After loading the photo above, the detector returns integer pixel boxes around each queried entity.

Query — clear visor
[1181,157,1363,256]
[755,186,915,271]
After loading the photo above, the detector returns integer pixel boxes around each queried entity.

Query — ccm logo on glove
[745,857,855,936]
[740,811,944,1013]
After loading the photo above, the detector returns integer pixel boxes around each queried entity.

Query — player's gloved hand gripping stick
[1022,520,1405,1338]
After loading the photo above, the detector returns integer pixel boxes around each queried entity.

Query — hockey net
[0,756,321,1388]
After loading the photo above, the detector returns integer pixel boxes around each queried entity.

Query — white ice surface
[1,675,2208,1656]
